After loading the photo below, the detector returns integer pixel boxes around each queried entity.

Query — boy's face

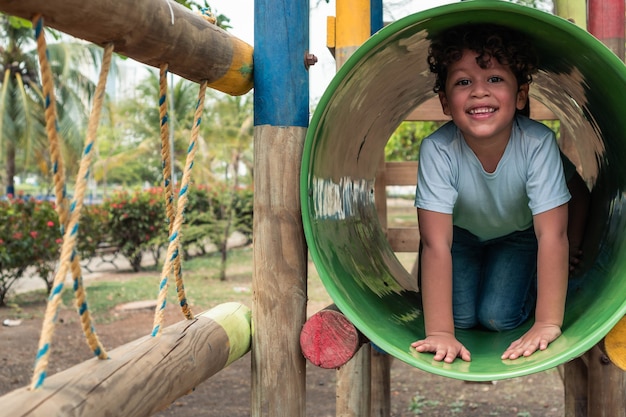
[438,49,529,145]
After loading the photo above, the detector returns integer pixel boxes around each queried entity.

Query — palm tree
[0,15,104,197]
[92,70,201,188]
[0,16,41,196]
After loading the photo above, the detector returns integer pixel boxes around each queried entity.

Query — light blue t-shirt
[414,116,571,241]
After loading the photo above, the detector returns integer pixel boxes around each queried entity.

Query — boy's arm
[412,209,471,363]
[502,203,568,360]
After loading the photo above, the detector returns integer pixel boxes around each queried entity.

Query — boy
[412,24,570,363]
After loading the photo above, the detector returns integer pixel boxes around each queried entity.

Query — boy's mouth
[468,107,496,115]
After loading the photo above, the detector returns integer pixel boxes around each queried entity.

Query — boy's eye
[488,76,503,83]
[455,79,471,86]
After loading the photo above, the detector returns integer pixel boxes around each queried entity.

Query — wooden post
[337,344,372,417]
[588,0,625,59]
[587,345,626,417]
[371,349,392,417]
[562,358,588,417]
[251,0,309,415]
[0,303,251,417]
[585,4,626,417]
[553,0,587,29]
[0,0,253,95]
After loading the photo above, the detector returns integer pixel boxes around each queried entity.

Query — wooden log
[300,305,365,369]
[0,0,253,95]
[0,302,251,417]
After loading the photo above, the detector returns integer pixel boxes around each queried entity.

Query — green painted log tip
[200,302,251,365]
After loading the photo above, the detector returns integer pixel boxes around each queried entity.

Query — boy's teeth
[469,107,495,114]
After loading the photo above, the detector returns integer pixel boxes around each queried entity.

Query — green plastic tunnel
[301,1,626,381]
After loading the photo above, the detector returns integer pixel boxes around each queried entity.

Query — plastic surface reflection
[301,1,626,380]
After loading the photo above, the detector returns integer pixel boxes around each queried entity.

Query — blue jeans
[451,226,538,331]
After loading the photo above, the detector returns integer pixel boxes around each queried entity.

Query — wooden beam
[0,303,251,417]
[384,161,418,186]
[387,227,419,253]
[0,0,253,95]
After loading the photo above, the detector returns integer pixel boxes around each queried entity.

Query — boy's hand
[411,332,471,363]
[501,323,562,360]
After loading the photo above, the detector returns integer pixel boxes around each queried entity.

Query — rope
[197,7,217,24]
[152,80,208,336]
[158,64,192,320]
[30,15,112,389]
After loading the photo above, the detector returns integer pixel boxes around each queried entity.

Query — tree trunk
[5,140,16,195]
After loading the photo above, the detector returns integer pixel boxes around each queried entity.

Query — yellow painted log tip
[605,316,626,370]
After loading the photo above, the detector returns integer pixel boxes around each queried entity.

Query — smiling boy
[412,24,570,363]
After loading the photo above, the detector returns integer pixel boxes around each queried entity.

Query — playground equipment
[302,0,626,381]
[1,0,626,415]
[0,303,251,417]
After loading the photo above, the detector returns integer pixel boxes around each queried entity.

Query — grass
[7,246,336,323]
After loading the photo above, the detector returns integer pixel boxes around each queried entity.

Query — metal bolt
[304,52,318,70]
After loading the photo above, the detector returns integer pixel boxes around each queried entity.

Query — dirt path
[0,294,564,417]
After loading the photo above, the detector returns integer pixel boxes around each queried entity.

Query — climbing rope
[152,79,208,336]
[197,7,217,24]
[158,63,193,321]
[30,14,112,390]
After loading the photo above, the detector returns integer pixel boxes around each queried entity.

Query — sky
[207,0,458,104]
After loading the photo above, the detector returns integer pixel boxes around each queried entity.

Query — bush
[102,188,167,271]
[75,204,112,261]
[0,184,254,303]
[0,196,61,305]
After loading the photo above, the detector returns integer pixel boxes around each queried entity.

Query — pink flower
[30,231,38,238]
[47,221,54,227]
[55,238,62,244]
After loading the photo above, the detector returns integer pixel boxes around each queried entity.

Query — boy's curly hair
[428,24,538,94]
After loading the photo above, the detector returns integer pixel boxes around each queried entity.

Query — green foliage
[173,0,232,30]
[0,184,255,304]
[385,121,441,162]
[232,186,253,240]
[102,188,167,271]
[0,196,61,305]
[183,183,254,258]
[75,204,112,261]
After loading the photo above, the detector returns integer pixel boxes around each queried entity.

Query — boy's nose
[471,80,490,96]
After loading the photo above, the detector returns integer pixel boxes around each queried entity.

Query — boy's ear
[438,91,451,116]
[516,83,530,111]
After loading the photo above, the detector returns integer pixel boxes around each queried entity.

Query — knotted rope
[158,64,193,321]
[152,79,208,336]
[30,14,112,389]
